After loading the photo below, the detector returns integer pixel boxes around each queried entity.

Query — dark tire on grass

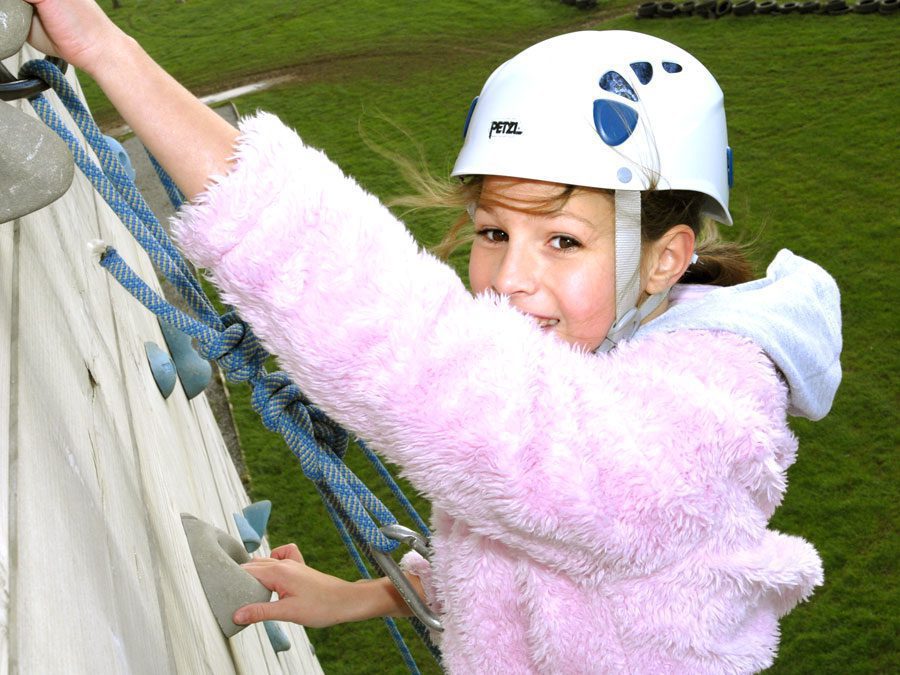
[879,0,898,12]
[853,0,879,12]
[734,0,757,14]
[799,1,820,11]
[778,1,800,11]
[715,0,734,13]
[756,0,778,10]
[680,0,696,13]
[695,0,716,14]
[658,1,681,15]
[636,1,659,16]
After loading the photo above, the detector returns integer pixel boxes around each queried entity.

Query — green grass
[86,3,898,673]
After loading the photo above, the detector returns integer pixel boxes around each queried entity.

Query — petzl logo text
[489,121,524,138]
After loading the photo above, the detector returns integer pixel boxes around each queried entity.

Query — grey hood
[637,249,842,420]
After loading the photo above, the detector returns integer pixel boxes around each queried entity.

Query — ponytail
[681,227,754,286]
[640,190,754,287]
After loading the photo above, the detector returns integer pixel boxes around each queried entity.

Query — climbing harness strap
[21,58,440,668]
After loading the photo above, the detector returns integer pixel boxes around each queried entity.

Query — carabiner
[0,57,67,101]
[369,524,443,632]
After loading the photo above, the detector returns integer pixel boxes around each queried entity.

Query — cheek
[468,248,492,294]
[559,262,616,328]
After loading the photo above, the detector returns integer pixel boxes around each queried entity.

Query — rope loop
[199,311,268,381]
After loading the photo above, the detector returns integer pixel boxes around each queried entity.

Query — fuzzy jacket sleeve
[172,113,795,575]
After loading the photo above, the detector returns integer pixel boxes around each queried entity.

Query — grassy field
[84,2,898,673]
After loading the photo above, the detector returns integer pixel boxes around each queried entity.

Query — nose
[492,243,537,296]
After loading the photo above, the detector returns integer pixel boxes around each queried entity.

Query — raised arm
[26,0,238,198]
[172,114,793,575]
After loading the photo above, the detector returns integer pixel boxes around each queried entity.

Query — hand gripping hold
[181,513,272,637]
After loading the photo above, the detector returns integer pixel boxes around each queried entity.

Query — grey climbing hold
[159,320,212,400]
[181,513,272,637]
[145,341,177,398]
[233,512,262,553]
[0,100,75,224]
[264,621,292,653]
[0,0,32,60]
[242,500,272,539]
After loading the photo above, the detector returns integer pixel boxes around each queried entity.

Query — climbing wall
[0,45,322,674]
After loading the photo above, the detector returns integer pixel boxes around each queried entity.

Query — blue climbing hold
[242,500,272,539]
[102,135,136,181]
[144,341,176,398]
[264,621,292,653]
[159,319,212,400]
[233,512,262,553]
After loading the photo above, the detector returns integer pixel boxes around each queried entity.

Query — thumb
[234,597,301,626]
[233,601,278,626]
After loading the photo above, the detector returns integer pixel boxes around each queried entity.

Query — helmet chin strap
[595,190,669,353]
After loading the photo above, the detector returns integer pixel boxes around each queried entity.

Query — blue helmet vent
[593,99,639,147]
[726,147,734,187]
[630,62,653,85]
[662,62,682,74]
[462,96,478,139]
[599,71,638,102]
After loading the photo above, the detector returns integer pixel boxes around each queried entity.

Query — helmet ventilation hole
[617,167,633,183]
[599,71,638,102]
[662,62,683,74]
[629,62,653,85]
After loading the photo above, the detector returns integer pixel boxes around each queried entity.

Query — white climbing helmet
[452,30,733,350]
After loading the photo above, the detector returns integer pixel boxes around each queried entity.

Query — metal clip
[0,57,67,102]
[369,524,443,632]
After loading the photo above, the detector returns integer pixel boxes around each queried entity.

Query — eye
[476,228,508,243]
[549,235,581,250]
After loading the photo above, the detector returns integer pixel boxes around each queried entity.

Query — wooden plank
[0,168,15,675]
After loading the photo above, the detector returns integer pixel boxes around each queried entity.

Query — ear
[643,224,696,296]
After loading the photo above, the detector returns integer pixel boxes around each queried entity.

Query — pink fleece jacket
[172,113,824,674]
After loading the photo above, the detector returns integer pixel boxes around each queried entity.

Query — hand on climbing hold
[24,0,124,74]
[234,544,364,628]
[235,543,419,628]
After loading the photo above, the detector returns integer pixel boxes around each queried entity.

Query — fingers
[271,543,304,563]
[241,558,300,593]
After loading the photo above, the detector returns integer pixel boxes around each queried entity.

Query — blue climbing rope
[21,59,439,668]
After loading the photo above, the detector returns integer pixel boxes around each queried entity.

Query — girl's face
[468,176,617,351]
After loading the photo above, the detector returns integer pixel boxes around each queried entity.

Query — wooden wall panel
[2,46,322,675]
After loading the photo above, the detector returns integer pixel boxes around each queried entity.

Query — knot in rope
[306,403,351,460]
[250,371,328,480]
[199,311,267,381]
[250,371,308,433]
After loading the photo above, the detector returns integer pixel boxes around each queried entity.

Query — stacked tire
[635,0,897,14]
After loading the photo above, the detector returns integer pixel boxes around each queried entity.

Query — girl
[27,2,842,672]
